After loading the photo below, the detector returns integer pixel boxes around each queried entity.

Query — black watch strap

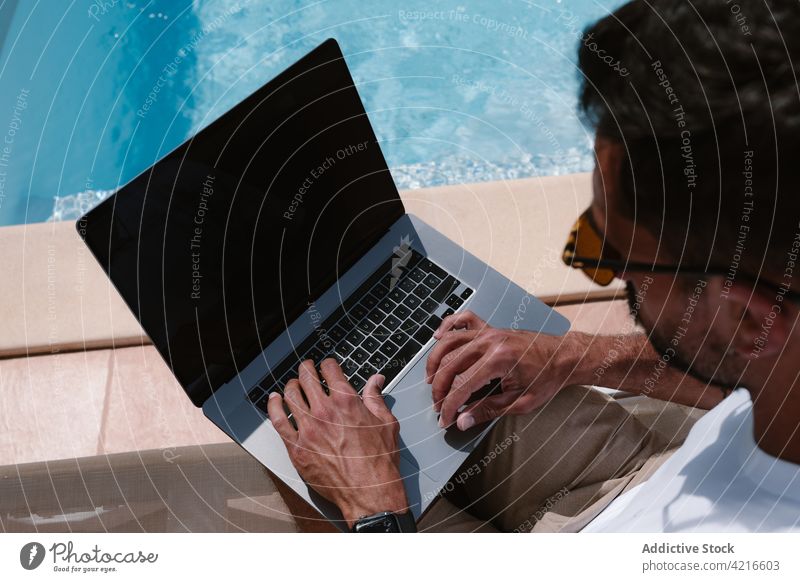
[351,510,417,533]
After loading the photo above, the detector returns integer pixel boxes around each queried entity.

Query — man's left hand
[267,358,409,528]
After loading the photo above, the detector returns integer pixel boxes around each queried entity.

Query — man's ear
[593,135,627,203]
[724,282,790,359]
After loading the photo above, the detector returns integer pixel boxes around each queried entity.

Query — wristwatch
[351,510,417,533]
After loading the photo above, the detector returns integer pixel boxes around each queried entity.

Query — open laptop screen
[80,39,404,406]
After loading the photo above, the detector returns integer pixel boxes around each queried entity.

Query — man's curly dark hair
[578,0,800,283]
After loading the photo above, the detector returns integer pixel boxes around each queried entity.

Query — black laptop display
[79,39,403,406]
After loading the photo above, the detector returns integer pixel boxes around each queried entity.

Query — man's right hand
[426,311,591,430]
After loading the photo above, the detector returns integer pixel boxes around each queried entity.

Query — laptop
[78,38,569,529]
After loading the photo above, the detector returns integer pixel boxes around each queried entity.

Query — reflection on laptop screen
[81,39,404,406]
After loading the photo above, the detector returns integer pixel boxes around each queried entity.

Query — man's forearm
[564,332,723,409]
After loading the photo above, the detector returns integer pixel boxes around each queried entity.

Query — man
[267,0,800,531]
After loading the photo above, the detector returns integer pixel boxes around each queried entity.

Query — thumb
[456,390,525,431]
[361,374,393,421]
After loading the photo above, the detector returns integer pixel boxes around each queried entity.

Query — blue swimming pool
[0,0,623,226]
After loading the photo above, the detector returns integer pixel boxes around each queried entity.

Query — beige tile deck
[0,345,225,467]
[556,299,635,335]
[0,349,108,465]
[0,443,298,532]
[97,344,224,456]
[0,221,145,358]
[0,173,622,360]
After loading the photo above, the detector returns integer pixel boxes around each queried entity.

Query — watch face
[355,514,400,533]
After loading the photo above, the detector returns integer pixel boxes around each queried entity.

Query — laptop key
[347,304,368,322]
[335,341,354,358]
[408,267,425,283]
[358,319,376,333]
[374,324,392,340]
[460,287,473,300]
[351,348,369,365]
[400,319,420,334]
[384,314,402,330]
[413,284,432,300]
[346,329,365,346]
[380,341,399,357]
[367,309,386,325]
[442,308,455,318]
[425,314,442,331]
[280,371,298,386]
[404,295,421,310]
[350,375,366,391]
[390,331,409,346]
[328,325,346,342]
[341,358,360,377]
[393,304,411,320]
[399,278,416,293]
[255,394,271,414]
[410,308,428,323]
[413,325,435,345]
[361,294,379,310]
[371,283,389,299]
[421,298,438,312]
[362,336,380,352]
[360,363,378,378]
[421,259,447,279]
[445,294,464,309]
[380,357,402,382]
[383,339,423,384]
[318,336,336,353]
[423,274,441,289]
[258,380,277,394]
[378,298,395,313]
[431,276,458,303]
[264,385,288,406]
[369,353,388,369]
[306,347,324,363]
[342,255,394,309]
[248,387,264,403]
[388,287,405,303]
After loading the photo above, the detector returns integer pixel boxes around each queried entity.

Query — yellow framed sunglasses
[562,208,727,286]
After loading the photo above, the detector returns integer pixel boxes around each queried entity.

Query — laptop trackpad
[386,361,491,482]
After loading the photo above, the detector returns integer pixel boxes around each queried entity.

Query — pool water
[0,0,623,226]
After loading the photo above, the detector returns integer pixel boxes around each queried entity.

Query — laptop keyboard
[247,249,473,417]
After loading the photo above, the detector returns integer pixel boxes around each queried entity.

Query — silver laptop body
[204,212,568,526]
[79,39,569,530]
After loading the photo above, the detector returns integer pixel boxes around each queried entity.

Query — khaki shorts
[417,385,703,533]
